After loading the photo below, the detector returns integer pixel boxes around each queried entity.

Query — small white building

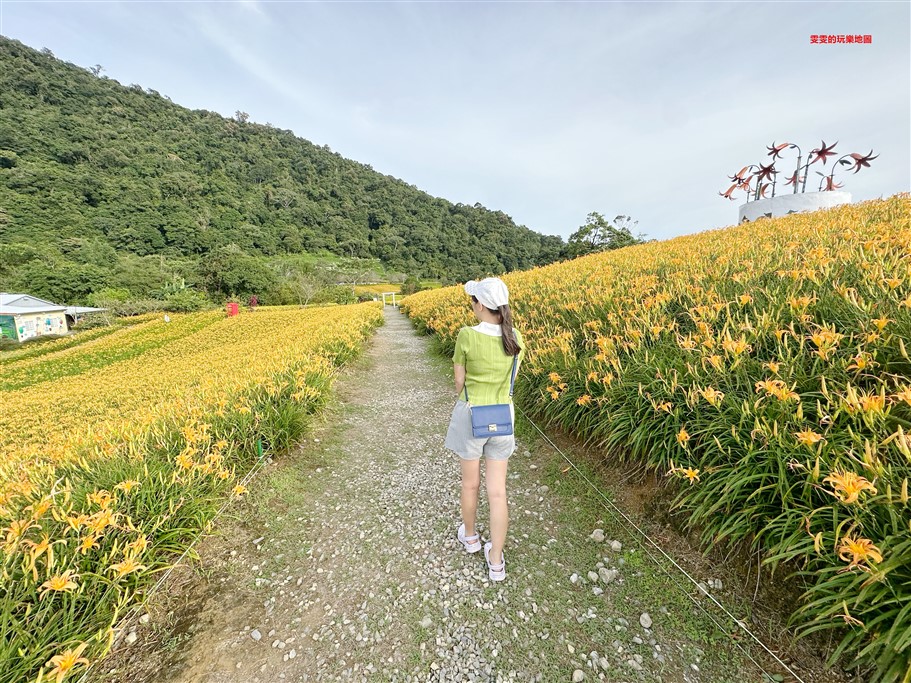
[0,293,69,341]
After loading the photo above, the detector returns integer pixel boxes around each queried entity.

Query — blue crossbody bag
[463,355,519,438]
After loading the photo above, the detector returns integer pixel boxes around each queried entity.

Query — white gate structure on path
[381,292,398,307]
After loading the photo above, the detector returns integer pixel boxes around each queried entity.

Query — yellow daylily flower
[838,535,883,570]
[45,642,90,683]
[823,470,877,504]
[40,570,79,599]
[128,534,149,554]
[114,480,140,493]
[108,557,148,579]
[78,534,100,555]
[2,518,38,550]
[700,386,724,407]
[794,429,824,448]
[681,468,700,484]
[22,533,54,581]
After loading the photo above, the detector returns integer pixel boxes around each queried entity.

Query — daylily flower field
[0,303,383,683]
[401,195,911,679]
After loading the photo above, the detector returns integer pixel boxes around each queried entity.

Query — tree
[198,245,278,300]
[334,262,379,293]
[271,187,298,210]
[280,266,324,307]
[401,275,424,295]
[89,64,104,77]
[0,150,19,169]
[567,212,644,258]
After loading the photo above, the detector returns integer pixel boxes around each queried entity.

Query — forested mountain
[0,37,565,304]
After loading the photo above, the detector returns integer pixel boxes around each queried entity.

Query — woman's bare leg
[460,459,481,536]
[485,459,509,565]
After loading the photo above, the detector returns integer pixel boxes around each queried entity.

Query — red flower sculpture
[847,150,879,174]
[721,138,874,202]
[728,166,752,182]
[809,140,838,165]
[784,171,804,187]
[755,163,778,182]
[767,142,791,159]
[719,183,738,200]
[823,176,844,191]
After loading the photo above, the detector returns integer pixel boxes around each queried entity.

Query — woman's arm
[454,363,466,398]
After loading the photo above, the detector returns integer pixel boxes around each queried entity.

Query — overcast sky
[1,1,908,241]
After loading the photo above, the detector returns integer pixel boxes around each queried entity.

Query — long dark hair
[472,296,521,356]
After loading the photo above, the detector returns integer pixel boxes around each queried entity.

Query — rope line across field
[517,405,806,683]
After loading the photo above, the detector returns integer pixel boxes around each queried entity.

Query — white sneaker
[484,542,506,581]
[457,523,482,553]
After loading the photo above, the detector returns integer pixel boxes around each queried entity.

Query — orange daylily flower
[823,470,877,504]
[40,570,79,598]
[45,642,91,683]
[700,386,724,407]
[114,480,140,493]
[108,557,148,579]
[794,429,824,448]
[838,535,883,570]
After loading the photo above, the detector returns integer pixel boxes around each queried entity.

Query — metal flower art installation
[719,140,877,201]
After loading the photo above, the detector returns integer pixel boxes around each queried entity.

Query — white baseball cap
[464,277,510,310]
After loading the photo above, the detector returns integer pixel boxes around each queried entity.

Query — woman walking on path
[444,277,525,582]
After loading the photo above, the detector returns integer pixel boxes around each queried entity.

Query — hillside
[0,37,565,304]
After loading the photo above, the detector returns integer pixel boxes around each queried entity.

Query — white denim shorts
[444,400,516,461]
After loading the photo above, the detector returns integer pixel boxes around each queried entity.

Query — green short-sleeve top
[453,323,525,406]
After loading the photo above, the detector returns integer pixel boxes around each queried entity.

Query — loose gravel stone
[640,613,653,629]
[598,567,617,584]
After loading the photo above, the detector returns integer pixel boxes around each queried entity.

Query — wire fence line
[515,404,807,683]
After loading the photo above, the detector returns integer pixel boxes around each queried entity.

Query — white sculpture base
[738,191,852,223]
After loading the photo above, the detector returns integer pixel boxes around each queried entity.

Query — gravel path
[98,308,767,683]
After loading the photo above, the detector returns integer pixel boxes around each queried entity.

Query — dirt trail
[94,308,780,683]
